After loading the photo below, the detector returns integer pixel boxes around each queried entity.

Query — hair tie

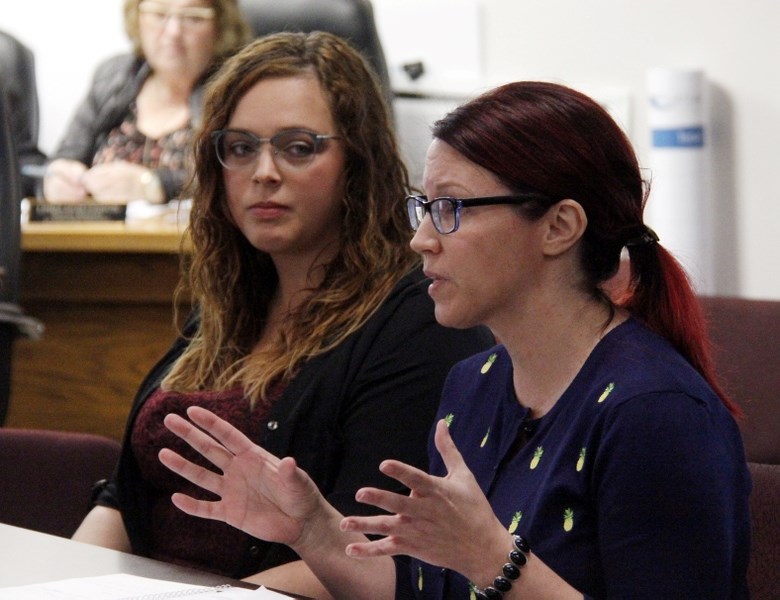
[625,225,659,248]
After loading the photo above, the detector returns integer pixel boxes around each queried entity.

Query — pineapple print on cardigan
[563,508,575,532]
[477,354,497,446]
[576,447,586,472]
[597,382,615,403]
[480,352,498,374]
[508,510,523,533]
[530,446,544,469]
[480,427,490,448]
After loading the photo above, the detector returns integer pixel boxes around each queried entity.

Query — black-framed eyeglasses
[211,129,340,171]
[405,194,545,235]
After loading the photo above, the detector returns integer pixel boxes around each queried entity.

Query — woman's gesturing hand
[339,419,510,580]
[159,406,324,546]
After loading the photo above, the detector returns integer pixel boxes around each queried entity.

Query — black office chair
[237,0,393,110]
[0,30,46,198]
[0,90,21,425]
[0,92,43,426]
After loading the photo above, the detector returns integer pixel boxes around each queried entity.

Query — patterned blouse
[92,103,192,173]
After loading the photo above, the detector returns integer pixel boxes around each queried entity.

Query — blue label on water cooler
[652,126,704,148]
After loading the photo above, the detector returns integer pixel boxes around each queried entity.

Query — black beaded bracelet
[472,535,530,600]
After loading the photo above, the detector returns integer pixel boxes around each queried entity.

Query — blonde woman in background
[43,0,250,203]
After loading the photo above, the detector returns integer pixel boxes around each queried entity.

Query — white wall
[4,0,779,299]
[3,0,129,153]
[479,0,780,300]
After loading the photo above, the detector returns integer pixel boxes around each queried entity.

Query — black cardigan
[51,53,207,201]
[96,268,494,577]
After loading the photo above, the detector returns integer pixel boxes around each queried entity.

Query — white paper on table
[0,573,289,599]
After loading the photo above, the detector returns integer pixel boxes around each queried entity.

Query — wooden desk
[18,219,187,253]
[0,523,257,590]
[7,220,190,441]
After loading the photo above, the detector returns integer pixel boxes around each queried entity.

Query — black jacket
[51,53,207,201]
[96,268,494,577]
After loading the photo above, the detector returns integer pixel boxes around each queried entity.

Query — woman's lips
[247,202,287,219]
[424,270,447,296]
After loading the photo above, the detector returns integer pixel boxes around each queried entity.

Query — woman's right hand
[159,406,324,546]
[42,158,89,202]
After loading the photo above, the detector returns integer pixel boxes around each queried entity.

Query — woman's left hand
[82,162,163,203]
[340,419,511,580]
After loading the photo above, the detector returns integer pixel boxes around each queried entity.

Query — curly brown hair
[162,31,417,405]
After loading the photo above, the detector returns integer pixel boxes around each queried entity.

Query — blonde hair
[123,0,252,59]
[162,32,417,405]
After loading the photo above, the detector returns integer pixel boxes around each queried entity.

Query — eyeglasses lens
[139,2,215,28]
[406,197,457,234]
[271,131,321,165]
[432,199,456,233]
[407,198,423,231]
[214,130,325,170]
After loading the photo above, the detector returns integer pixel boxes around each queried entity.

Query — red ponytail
[619,245,741,418]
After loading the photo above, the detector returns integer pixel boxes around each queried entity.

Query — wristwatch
[140,170,164,203]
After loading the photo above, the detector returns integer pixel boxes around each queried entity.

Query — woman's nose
[161,15,185,35]
[410,215,440,254]
[251,145,282,183]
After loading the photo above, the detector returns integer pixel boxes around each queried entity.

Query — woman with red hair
[160,81,750,599]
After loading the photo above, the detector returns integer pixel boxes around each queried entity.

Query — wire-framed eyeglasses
[405,194,545,235]
[211,129,340,171]
[138,1,216,29]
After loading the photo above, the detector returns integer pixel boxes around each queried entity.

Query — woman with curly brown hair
[71,31,492,598]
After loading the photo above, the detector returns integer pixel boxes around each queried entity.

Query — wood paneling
[7,228,188,441]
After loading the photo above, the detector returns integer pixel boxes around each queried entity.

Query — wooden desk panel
[20,220,188,253]
[8,300,179,441]
[7,222,188,441]
[21,251,183,303]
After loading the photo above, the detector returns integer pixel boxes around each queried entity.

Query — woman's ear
[541,199,587,257]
